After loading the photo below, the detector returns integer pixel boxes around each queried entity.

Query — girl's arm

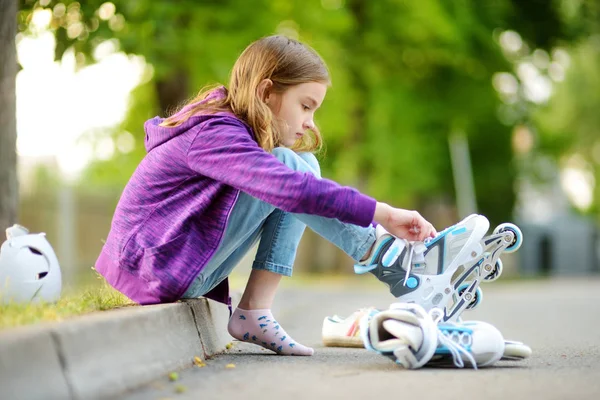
[188,116,436,240]
[187,116,376,227]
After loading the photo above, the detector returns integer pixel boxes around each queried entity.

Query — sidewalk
[0,295,239,400]
[123,278,600,400]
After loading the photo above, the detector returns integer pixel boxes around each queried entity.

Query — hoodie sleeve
[186,116,376,227]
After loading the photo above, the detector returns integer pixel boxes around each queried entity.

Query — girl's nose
[303,119,315,130]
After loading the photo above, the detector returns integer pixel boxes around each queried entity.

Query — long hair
[160,35,330,153]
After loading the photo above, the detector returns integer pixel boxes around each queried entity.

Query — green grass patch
[0,279,134,331]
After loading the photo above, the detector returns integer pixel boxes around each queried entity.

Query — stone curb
[0,295,238,400]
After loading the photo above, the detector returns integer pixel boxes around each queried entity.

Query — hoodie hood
[144,87,229,152]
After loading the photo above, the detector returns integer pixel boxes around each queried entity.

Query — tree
[0,0,18,230]
[534,36,600,217]
[16,0,598,225]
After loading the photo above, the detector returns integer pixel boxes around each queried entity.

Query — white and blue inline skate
[354,214,523,322]
[360,303,507,369]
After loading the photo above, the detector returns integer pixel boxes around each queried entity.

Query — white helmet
[0,224,62,304]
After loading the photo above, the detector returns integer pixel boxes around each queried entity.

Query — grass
[0,278,134,331]
[1,268,539,331]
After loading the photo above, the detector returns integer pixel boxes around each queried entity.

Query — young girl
[95,35,437,356]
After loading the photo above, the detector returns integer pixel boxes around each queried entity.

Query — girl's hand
[374,202,437,242]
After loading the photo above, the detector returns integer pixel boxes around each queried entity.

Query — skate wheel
[466,287,482,309]
[457,284,483,310]
[484,259,503,282]
[493,223,523,253]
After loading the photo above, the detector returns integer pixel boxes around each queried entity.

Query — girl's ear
[256,79,273,103]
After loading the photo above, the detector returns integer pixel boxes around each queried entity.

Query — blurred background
[7,0,600,290]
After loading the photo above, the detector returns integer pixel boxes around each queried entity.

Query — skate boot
[360,303,505,369]
[355,214,488,320]
[322,308,531,361]
[355,214,523,322]
[427,319,505,368]
[359,303,439,369]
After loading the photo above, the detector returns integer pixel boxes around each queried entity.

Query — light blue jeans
[182,147,377,298]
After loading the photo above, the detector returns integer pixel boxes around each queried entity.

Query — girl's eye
[303,104,311,111]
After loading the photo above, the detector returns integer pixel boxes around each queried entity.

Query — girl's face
[265,82,327,148]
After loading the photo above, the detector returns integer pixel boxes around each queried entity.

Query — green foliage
[534,36,600,217]
[536,38,600,154]
[16,0,600,222]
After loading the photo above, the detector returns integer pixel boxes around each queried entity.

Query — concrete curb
[0,295,239,400]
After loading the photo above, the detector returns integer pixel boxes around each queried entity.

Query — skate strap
[402,241,416,286]
[393,345,419,368]
[382,239,404,266]
[353,263,378,274]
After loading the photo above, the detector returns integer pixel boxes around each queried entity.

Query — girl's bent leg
[185,147,375,302]
[258,148,377,269]
[243,149,320,309]
[238,269,282,310]
[228,150,323,356]
[230,204,315,355]
[181,189,276,299]
[240,149,376,310]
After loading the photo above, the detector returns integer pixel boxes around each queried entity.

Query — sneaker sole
[322,336,364,347]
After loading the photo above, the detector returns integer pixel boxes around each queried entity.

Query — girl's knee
[297,152,321,178]
[272,147,321,177]
[272,147,298,166]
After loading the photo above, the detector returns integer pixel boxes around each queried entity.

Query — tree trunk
[0,0,18,230]
[346,0,370,192]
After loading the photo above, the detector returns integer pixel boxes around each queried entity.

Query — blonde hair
[160,35,330,153]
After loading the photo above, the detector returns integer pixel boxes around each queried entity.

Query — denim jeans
[182,147,377,298]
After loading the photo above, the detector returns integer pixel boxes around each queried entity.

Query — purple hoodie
[95,91,377,305]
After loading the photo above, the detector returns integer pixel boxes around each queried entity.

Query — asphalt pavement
[122,277,600,400]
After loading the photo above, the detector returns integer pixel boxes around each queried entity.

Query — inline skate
[354,214,523,322]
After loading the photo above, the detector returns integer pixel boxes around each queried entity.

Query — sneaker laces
[429,308,478,369]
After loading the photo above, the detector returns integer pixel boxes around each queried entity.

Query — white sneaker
[322,307,377,347]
